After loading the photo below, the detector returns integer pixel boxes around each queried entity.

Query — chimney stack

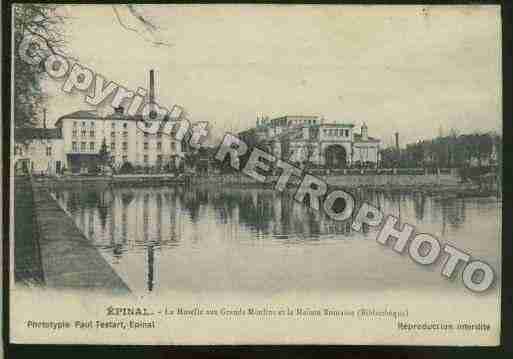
[149,69,158,119]
[43,109,47,129]
[395,132,399,151]
[149,69,155,104]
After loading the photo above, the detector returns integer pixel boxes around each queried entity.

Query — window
[111,122,116,128]
[143,155,148,163]
[81,142,86,151]
[122,142,128,151]
[339,129,343,137]
[81,129,87,137]
[143,142,149,150]
[157,132,162,138]
[72,142,78,152]
[157,155,162,163]
[171,142,176,151]
[157,142,162,151]
[73,121,78,127]
[123,123,128,129]
[111,156,116,163]
[46,146,52,156]
[72,129,78,137]
[144,132,149,138]
[123,131,128,138]
[111,142,115,150]
[90,121,95,127]
[111,131,116,138]
[345,129,349,137]
[81,121,86,127]
[89,142,95,151]
[15,146,24,156]
[122,155,128,162]
[90,130,95,137]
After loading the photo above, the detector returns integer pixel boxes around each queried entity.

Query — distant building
[14,127,65,175]
[54,107,184,174]
[240,115,380,168]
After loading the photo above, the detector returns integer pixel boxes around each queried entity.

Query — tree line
[380,132,502,170]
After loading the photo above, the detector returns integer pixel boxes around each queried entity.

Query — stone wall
[324,174,460,187]
[31,183,131,293]
[191,173,460,187]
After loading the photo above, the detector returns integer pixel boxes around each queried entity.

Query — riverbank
[30,172,500,198]
[32,173,186,188]
[189,173,499,198]
[17,178,131,294]
[14,178,44,285]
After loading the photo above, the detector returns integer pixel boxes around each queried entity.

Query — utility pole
[395,132,400,167]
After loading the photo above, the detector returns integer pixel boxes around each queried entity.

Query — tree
[14,4,66,127]
[13,4,168,128]
[111,5,172,47]
[98,138,111,174]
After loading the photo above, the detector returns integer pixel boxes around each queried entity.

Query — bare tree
[111,5,172,47]
[13,4,171,128]
[13,4,67,127]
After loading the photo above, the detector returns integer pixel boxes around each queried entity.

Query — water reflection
[52,185,500,294]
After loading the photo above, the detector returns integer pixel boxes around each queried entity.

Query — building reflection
[53,185,474,293]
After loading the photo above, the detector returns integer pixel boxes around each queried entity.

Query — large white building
[240,115,380,168]
[14,127,65,175]
[53,107,184,174]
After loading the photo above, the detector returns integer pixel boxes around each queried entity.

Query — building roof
[258,115,320,128]
[320,123,355,128]
[54,110,144,127]
[353,133,380,143]
[273,115,319,122]
[14,127,62,141]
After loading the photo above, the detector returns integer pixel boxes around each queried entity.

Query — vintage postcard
[7,4,502,345]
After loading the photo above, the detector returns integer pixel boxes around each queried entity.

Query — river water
[51,185,501,296]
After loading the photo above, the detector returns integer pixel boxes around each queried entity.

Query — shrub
[119,162,135,174]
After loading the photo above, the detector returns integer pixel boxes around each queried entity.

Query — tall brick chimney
[149,69,155,104]
[149,69,157,119]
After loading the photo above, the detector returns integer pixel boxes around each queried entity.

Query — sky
[38,4,501,146]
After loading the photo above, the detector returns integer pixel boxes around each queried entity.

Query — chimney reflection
[147,244,154,292]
